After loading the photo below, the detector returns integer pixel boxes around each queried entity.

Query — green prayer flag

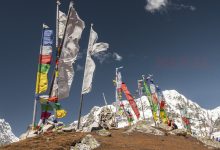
[54,103,61,110]
[39,64,50,73]
[41,103,53,111]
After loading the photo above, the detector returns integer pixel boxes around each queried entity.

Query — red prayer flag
[121,83,140,119]
[41,112,51,119]
[39,55,52,64]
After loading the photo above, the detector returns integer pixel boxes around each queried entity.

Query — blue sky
[0,0,220,136]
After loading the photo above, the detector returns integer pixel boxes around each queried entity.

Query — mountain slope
[0,119,19,146]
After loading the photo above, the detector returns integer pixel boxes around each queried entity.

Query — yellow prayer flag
[153,112,159,122]
[35,72,48,94]
[56,109,67,118]
[160,111,168,124]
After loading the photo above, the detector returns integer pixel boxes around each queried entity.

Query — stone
[96,129,111,137]
[71,134,100,150]
[81,134,100,149]
[99,107,116,129]
[70,144,90,150]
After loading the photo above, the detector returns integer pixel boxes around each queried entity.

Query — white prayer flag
[81,26,109,94]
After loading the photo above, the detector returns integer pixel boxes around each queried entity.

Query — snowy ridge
[0,119,19,146]
[163,90,220,137]
[73,90,220,138]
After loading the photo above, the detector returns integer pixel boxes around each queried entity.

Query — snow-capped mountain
[0,119,19,146]
[163,90,220,137]
[72,90,220,138]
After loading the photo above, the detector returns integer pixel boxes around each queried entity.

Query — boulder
[71,134,100,150]
[70,144,91,150]
[99,107,116,129]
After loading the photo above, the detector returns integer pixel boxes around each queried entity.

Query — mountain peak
[0,119,19,146]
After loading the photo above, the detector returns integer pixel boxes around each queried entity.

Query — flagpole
[56,0,60,48]
[49,0,73,99]
[32,24,46,129]
[77,94,84,129]
[103,93,108,106]
[77,23,93,130]
[115,66,128,125]
[115,66,123,103]
[115,68,118,103]
[50,0,61,120]
[138,80,145,120]
[142,75,156,126]
[32,97,38,129]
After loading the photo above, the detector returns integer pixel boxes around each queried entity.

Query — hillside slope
[0,128,214,150]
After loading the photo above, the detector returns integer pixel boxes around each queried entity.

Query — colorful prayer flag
[35,27,53,94]
[156,86,169,124]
